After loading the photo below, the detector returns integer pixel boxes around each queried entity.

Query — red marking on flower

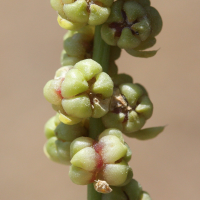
[56,88,63,99]
[93,142,103,154]
[93,142,104,170]
[96,154,103,170]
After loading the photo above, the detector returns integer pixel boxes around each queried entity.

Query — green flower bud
[61,69,89,98]
[71,146,98,171]
[123,142,132,163]
[62,94,92,118]
[108,62,118,77]
[89,5,110,26]
[63,0,89,24]
[61,50,81,66]
[91,72,113,98]
[102,187,127,200]
[134,0,150,7]
[54,66,73,79]
[44,137,71,165]
[110,46,121,61]
[112,73,133,86]
[98,135,127,163]
[43,120,88,165]
[62,0,112,26]
[57,15,86,31]
[63,29,93,59]
[55,122,87,141]
[51,0,66,18]
[52,0,113,29]
[122,179,143,200]
[119,167,133,187]
[102,179,151,200]
[69,165,94,185]
[102,161,130,186]
[58,112,83,125]
[69,129,132,186]
[102,83,153,134]
[74,59,102,81]
[98,128,124,143]
[44,116,57,139]
[43,79,63,106]
[43,59,114,124]
[101,0,162,58]
[70,136,94,158]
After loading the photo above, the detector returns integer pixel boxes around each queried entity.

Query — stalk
[87,25,111,200]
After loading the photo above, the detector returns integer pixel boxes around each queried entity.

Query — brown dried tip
[94,180,112,194]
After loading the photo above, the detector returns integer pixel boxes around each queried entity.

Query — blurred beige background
[0,0,199,199]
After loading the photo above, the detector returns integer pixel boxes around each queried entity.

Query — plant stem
[101,42,110,73]
[87,183,102,200]
[89,118,105,140]
[87,25,111,200]
[92,25,110,72]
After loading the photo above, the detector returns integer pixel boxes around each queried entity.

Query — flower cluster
[101,0,162,57]
[43,0,164,198]
[69,129,133,186]
[51,0,113,30]
[44,59,114,124]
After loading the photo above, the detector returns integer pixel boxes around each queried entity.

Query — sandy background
[0,0,200,199]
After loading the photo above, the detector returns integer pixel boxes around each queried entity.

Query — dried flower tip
[94,180,112,194]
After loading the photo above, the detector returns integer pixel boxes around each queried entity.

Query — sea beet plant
[43,0,164,199]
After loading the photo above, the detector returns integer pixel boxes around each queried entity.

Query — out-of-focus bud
[44,114,60,139]
[112,73,133,86]
[44,137,71,165]
[57,15,86,31]
[101,0,162,58]
[61,26,94,66]
[102,187,127,200]
[52,0,114,30]
[102,179,150,200]
[69,129,133,186]
[122,179,143,200]
[43,120,88,165]
[63,0,112,26]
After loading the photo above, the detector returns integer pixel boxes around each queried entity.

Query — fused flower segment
[43,0,164,199]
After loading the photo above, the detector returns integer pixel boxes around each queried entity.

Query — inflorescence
[43,0,164,199]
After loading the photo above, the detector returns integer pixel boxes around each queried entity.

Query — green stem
[92,25,104,65]
[87,25,110,200]
[87,183,102,200]
[101,43,110,73]
[92,25,110,72]
[89,118,105,140]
